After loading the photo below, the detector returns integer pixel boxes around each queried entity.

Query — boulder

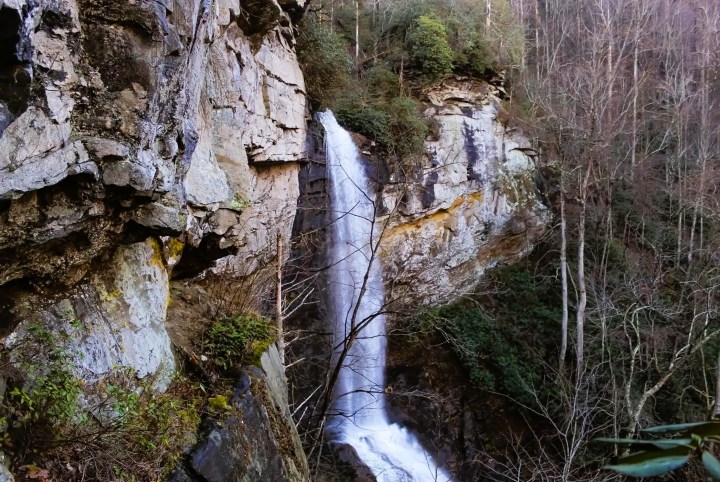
[4,239,176,391]
[177,346,310,482]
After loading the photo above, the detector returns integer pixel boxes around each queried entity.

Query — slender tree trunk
[675,115,684,266]
[607,40,613,108]
[688,15,711,266]
[276,232,285,364]
[714,348,720,418]
[535,0,540,79]
[559,171,569,375]
[355,0,360,73]
[631,42,639,180]
[486,0,492,31]
[576,167,591,376]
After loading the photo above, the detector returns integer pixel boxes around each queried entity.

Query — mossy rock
[205,313,276,371]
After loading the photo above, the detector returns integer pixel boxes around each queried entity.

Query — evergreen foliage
[331,61,428,161]
[407,264,560,404]
[408,14,454,83]
[386,97,429,158]
[206,313,276,370]
[0,324,204,481]
[297,1,720,479]
[296,0,525,162]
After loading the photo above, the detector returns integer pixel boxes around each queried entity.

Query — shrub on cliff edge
[206,313,276,370]
[408,14,454,83]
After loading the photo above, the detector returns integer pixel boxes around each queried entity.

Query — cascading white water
[319,111,452,482]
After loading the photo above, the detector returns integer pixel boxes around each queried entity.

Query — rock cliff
[171,345,309,482]
[0,0,310,479]
[0,0,307,289]
[379,78,548,306]
[0,0,308,381]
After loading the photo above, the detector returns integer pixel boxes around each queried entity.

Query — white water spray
[319,111,452,482]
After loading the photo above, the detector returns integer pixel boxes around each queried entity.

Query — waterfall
[318,111,452,482]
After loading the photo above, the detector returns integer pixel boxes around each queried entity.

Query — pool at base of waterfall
[335,422,452,482]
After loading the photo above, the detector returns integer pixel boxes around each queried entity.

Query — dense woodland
[296,0,720,480]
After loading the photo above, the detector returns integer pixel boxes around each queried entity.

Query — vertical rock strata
[0,0,308,288]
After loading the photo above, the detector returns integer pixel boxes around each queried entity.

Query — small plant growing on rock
[1,322,205,481]
[4,324,83,428]
[208,394,231,413]
[205,313,276,370]
[229,194,252,212]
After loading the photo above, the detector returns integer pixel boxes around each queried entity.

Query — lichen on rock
[5,239,175,391]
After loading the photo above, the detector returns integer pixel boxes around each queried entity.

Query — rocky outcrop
[0,453,12,482]
[0,0,307,290]
[0,0,307,375]
[379,78,548,305]
[293,78,548,308]
[0,0,309,479]
[4,239,176,391]
[172,345,310,482]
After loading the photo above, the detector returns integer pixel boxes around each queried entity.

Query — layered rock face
[0,0,306,289]
[0,0,306,385]
[0,0,310,479]
[379,78,548,305]
[5,239,176,391]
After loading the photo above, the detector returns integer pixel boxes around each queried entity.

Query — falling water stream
[318,111,452,482]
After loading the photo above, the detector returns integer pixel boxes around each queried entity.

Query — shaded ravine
[318,111,451,482]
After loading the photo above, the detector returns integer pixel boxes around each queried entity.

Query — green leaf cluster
[206,313,276,370]
[113,380,202,455]
[423,304,543,403]
[404,264,561,404]
[599,421,720,480]
[408,14,454,83]
[297,16,353,110]
[2,345,204,480]
[335,91,428,161]
[330,62,428,163]
[6,327,83,427]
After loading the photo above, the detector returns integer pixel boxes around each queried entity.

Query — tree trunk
[535,0,540,79]
[355,0,360,74]
[486,0,492,31]
[276,232,285,364]
[714,348,720,418]
[631,42,638,180]
[559,171,569,374]
[576,167,591,376]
